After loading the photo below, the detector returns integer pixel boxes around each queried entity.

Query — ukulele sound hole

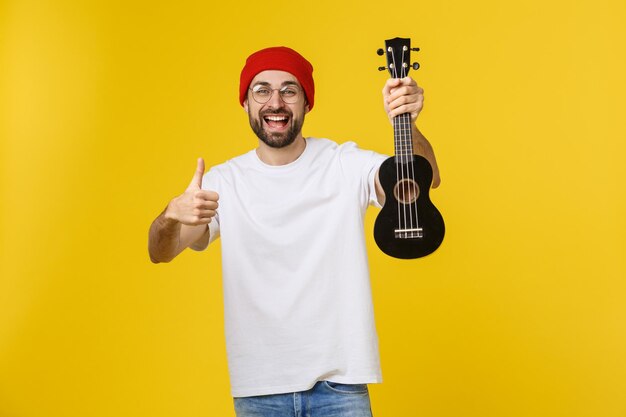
[393,179,420,204]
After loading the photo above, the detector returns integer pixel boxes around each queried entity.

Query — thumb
[188,157,205,189]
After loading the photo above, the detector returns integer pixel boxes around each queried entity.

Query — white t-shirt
[201,137,387,397]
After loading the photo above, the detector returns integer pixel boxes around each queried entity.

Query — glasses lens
[251,85,272,104]
[250,84,301,104]
[279,85,300,104]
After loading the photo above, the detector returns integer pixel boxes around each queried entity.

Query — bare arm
[412,124,440,188]
[148,158,218,263]
[148,209,211,263]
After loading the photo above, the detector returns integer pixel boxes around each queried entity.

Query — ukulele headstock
[377,37,420,78]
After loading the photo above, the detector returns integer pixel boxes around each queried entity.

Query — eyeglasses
[249,84,302,104]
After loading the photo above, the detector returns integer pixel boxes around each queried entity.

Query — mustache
[260,108,292,117]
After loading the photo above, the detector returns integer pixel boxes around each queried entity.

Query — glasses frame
[248,83,303,105]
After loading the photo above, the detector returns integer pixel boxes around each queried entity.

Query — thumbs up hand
[165,158,219,225]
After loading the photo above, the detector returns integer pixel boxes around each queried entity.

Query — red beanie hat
[239,46,315,110]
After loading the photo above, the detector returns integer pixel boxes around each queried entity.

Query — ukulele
[373,37,445,259]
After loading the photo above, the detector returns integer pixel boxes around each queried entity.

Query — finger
[401,76,417,86]
[387,87,424,113]
[388,102,422,120]
[192,208,217,219]
[386,77,417,96]
[193,189,219,202]
[387,93,412,108]
[194,199,219,210]
[387,95,418,114]
[188,157,205,189]
[382,78,402,97]
[184,217,213,226]
[386,92,419,113]
[386,84,421,104]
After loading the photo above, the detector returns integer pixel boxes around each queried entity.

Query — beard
[248,108,305,149]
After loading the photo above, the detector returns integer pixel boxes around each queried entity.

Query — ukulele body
[374,155,445,259]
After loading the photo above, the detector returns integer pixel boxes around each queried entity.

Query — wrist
[163,199,181,223]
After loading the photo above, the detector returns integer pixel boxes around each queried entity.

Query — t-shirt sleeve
[338,141,388,209]
[366,154,387,208]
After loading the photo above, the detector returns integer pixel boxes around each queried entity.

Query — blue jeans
[234,381,373,417]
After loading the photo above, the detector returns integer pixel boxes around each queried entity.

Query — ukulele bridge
[395,228,423,239]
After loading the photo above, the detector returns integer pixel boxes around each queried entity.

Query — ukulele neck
[393,112,414,163]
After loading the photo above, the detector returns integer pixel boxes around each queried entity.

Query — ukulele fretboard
[394,113,414,164]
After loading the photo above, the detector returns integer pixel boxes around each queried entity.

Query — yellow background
[1,0,625,416]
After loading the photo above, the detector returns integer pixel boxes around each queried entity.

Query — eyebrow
[252,80,300,87]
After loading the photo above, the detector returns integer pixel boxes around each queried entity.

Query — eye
[253,86,271,96]
[280,86,298,97]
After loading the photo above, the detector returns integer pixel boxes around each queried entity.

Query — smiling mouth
[263,114,290,130]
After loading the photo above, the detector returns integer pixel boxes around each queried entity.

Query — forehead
[250,70,299,87]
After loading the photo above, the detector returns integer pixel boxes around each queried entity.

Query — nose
[265,89,284,108]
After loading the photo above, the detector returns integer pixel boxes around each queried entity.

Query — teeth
[265,116,288,121]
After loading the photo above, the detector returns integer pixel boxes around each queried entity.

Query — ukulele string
[402,114,415,237]
[390,47,404,236]
[405,113,419,229]
[400,47,415,238]
[409,113,420,231]
[393,117,405,236]
[401,46,420,235]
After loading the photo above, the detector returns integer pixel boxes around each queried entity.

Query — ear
[243,98,249,113]
[304,101,310,114]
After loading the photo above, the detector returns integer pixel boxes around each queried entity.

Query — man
[148,46,440,417]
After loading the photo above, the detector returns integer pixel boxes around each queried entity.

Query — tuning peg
[376,48,385,56]
[378,66,387,71]
[412,62,420,70]
[411,47,420,52]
